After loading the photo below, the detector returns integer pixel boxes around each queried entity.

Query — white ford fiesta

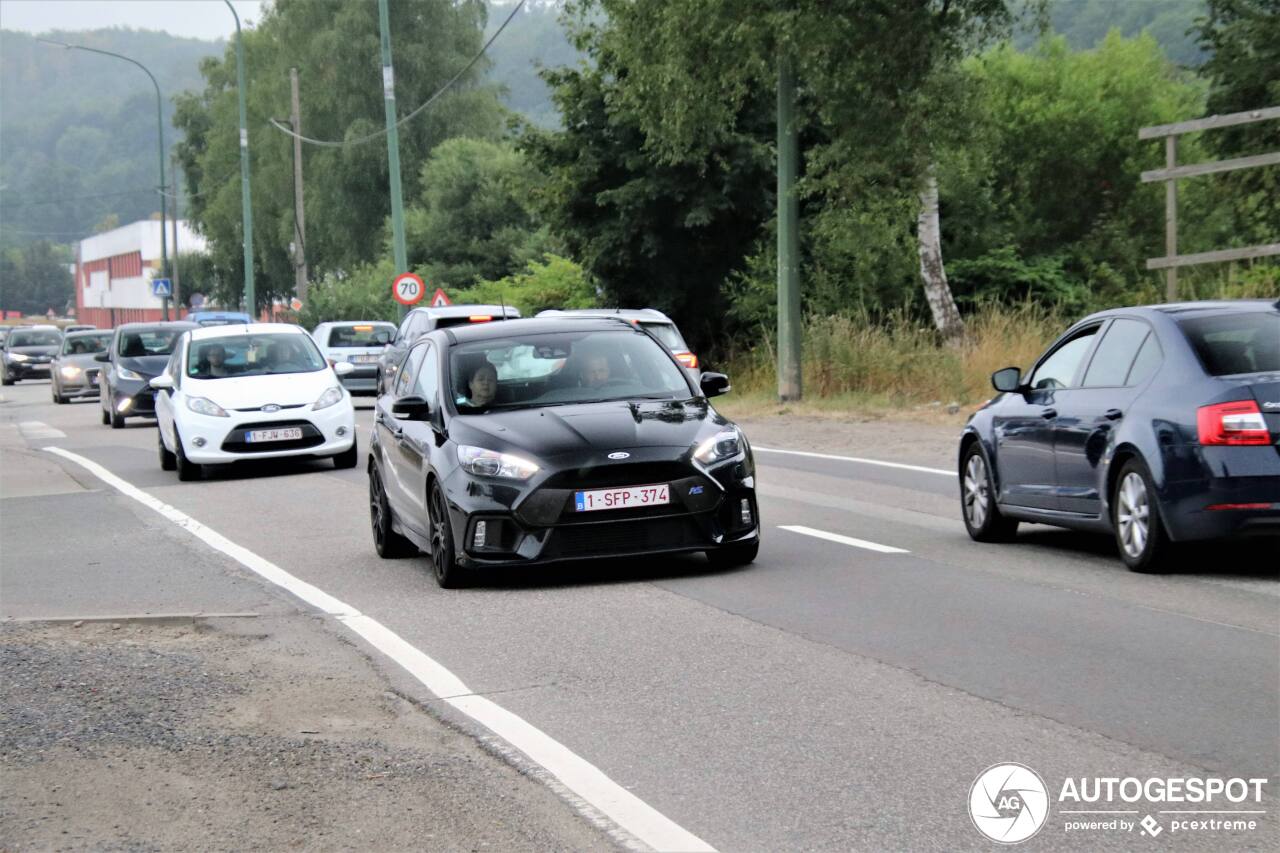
[152,323,358,480]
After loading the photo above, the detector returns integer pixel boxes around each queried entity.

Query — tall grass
[727,303,1066,406]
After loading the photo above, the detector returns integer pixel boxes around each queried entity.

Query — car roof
[116,321,199,333]
[315,320,396,329]
[189,310,252,318]
[538,308,672,322]
[410,304,521,318]
[438,316,649,344]
[65,329,111,337]
[189,322,306,342]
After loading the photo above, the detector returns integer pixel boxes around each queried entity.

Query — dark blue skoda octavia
[959,299,1280,572]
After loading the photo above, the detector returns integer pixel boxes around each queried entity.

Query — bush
[454,254,598,316]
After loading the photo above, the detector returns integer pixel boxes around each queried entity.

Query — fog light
[116,398,132,413]
[473,520,487,549]
[192,437,207,448]
[336,426,348,437]
[740,498,752,526]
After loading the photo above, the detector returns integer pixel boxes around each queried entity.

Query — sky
[0,0,265,40]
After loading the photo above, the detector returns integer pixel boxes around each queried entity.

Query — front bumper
[57,367,101,397]
[6,359,52,379]
[111,383,158,417]
[179,400,356,464]
[441,449,759,569]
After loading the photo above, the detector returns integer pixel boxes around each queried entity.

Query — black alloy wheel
[960,444,1019,542]
[428,480,467,589]
[369,466,415,558]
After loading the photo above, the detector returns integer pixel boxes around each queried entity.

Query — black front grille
[550,516,706,559]
[220,419,324,453]
[233,403,305,412]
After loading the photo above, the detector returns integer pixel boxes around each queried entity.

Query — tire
[706,538,759,570]
[428,480,468,588]
[369,466,415,558]
[332,437,359,470]
[158,429,176,471]
[110,407,125,429]
[101,406,110,425]
[960,443,1019,542]
[1112,458,1171,573]
[52,385,67,404]
[173,428,202,482]
[2,371,14,386]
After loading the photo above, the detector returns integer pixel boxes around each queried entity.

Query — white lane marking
[19,421,66,440]
[779,524,910,555]
[753,445,954,477]
[43,446,714,853]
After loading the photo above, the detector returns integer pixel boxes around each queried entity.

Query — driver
[462,361,498,408]
[579,353,611,389]
[205,344,231,377]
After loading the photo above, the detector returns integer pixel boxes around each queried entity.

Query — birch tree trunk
[917,169,965,344]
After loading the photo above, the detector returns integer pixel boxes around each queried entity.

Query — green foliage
[484,2,584,128]
[0,241,74,315]
[1013,0,1209,66]
[405,138,550,290]
[174,0,506,313]
[297,258,401,328]
[454,254,597,316]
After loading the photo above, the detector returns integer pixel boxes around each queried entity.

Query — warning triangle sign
[430,288,451,307]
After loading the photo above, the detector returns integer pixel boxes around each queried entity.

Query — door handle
[1105,408,1124,421]
[1040,408,1057,419]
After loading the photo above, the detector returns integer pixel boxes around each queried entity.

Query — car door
[992,325,1101,510]
[1052,320,1162,515]
[154,339,184,448]
[376,342,428,524]
[394,343,441,528]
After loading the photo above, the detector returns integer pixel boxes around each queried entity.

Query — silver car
[51,329,113,403]
[311,321,397,396]
[536,308,703,383]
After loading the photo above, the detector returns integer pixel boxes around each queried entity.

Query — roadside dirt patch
[0,618,606,851]
[734,413,963,469]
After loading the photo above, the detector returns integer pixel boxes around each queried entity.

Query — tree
[0,241,74,316]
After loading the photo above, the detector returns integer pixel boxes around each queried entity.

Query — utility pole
[377,0,410,319]
[776,54,802,402]
[290,66,308,302]
[170,153,182,315]
[226,0,256,317]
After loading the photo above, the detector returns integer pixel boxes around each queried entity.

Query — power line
[268,0,527,149]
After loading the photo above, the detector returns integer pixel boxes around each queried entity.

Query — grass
[720,303,1065,418]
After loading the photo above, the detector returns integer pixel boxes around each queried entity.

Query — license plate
[575,483,670,512]
[351,354,380,363]
[245,427,304,443]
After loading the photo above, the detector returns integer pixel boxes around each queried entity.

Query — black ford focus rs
[368,317,760,587]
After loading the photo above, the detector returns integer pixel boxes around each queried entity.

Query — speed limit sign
[392,272,425,306]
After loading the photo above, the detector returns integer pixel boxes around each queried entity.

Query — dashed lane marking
[19,421,66,440]
[779,524,911,555]
[753,445,954,477]
[43,446,715,853]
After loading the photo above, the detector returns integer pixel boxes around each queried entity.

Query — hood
[187,369,338,410]
[8,346,59,358]
[119,355,173,377]
[59,352,107,368]
[453,399,728,459]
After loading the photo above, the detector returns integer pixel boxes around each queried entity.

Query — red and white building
[75,220,207,328]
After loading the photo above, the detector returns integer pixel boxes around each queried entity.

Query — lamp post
[225,1,256,317]
[39,38,170,319]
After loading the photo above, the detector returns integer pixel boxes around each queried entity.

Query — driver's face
[469,366,497,404]
[582,356,610,388]
[208,347,226,364]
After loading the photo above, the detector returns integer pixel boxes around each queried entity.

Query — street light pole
[225,1,256,318]
[377,0,410,320]
[39,38,169,319]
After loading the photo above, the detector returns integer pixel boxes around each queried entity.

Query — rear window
[1178,312,1280,376]
[327,324,395,348]
[62,333,111,355]
[118,329,184,357]
[435,315,501,330]
[639,322,686,350]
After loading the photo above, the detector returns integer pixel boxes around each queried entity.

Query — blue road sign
[152,278,173,298]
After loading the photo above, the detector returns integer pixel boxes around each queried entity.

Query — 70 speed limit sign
[392,272,426,306]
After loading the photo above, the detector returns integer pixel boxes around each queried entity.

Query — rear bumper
[1162,474,1280,541]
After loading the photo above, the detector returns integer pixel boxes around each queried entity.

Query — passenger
[579,353,611,389]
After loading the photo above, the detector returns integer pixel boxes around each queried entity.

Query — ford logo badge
[608,451,630,460]
[261,404,281,413]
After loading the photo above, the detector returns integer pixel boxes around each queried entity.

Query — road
[2,378,1277,851]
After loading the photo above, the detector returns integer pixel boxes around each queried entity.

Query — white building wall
[79,220,207,265]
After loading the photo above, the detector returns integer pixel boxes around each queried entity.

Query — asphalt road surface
[2,379,1277,851]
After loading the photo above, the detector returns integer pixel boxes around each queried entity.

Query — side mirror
[94,352,111,363]
[700,372,731,398]
[333,361,355,377]
[991,366,1022,393]
[391,395,431,421]
[149,374,174,391]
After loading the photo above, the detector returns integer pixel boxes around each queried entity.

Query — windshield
[327,323,395,348]
[61,333,111,355]
[187,333,326,379]
[1178,312,1280,376]
[10,330,62,347]
[118,329,183,357]
[450,329,692,413]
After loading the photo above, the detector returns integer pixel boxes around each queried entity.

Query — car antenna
[500,291,508,319]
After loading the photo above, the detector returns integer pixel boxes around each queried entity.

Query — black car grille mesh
[541,461,692,489]
[551,516,705,559]
[220,419,324,453]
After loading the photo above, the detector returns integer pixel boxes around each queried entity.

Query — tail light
[469,315,492,323]
[1197,400,1271,446]
[674,351,699,369]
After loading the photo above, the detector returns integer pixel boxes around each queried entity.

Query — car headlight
[60,365,82,378]
[457,445,539,479]
[8,353,29,362]
[186,396,228,417]
[116,365,143,381]
[694,428,744,465]
[313,386,344,411]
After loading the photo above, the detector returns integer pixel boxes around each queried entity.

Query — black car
[959,299,1280,572]
[368,317,759,587]
[97,321,197,428]
[378,304,521,395]
[1,326,62,384]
